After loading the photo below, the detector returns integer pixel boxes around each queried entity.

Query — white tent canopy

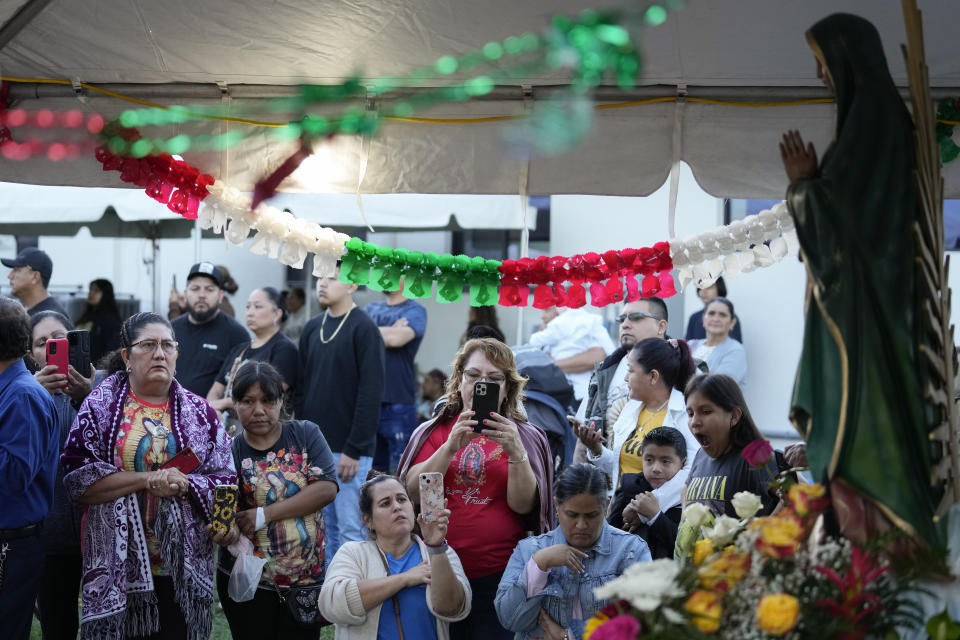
[0,181,537,229]
[2,0,959,197]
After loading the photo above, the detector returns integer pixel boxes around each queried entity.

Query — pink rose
[241,458,252,470]
[590,615,640,640]
[742,439,773,468]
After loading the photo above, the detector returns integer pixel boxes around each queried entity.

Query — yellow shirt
[618,406,668,477]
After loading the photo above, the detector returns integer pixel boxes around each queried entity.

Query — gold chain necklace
[319,304,355,344]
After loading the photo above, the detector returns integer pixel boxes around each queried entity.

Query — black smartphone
[471,381,500,432]
[67,329,91,374]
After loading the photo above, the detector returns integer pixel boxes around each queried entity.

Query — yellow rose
[685,590,722,633]
[756,593,800,636]
[787,482,830,516]
[583,612,609,639]
[693,538,715,565]
[755,514,805,558]
[698,548,751,592]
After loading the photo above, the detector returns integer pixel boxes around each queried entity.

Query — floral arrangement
[583,443,924,640]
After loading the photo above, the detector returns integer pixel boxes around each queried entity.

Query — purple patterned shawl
[61,372,236,640]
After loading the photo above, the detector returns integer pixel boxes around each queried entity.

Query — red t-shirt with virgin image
[412,416,527,578]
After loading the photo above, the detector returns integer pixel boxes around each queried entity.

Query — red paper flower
[640,274,660,297]
[742,440,773,468]
[658,272,677,297]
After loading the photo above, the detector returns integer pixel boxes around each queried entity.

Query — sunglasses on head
[616,311,661,324]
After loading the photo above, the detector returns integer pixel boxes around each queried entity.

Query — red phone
[46,337,69,377]
[161,447,201,474]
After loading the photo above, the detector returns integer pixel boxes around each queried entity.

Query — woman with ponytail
[60,312,236,640]
[576,337,700,515]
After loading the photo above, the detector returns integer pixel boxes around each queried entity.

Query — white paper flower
[225,217,251,245]
[682,502,710,530]
[593,559,685,611]
[703,515,741,546]
[731,491,764,520]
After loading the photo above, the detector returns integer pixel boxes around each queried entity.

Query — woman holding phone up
[319,473,471,639]
[397,337,554,640]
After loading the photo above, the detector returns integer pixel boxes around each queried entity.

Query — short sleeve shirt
[226,420,338,587]
[171,312,250,396]
[411,416,526,578]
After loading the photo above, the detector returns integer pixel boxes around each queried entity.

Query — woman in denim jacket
[495,464,651,639]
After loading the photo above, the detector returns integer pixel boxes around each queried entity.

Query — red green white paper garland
[95,128,798,302]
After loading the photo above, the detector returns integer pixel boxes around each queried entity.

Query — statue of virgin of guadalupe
[779,12,945,552]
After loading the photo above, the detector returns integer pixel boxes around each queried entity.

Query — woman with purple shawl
[61,312,236,640]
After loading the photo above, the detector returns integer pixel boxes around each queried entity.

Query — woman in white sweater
[319,473,471,640]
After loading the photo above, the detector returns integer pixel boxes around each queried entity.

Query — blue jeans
[322,453,373,564]
[374,403,419,473]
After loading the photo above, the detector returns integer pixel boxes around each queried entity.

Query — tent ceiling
[1,0,959,197]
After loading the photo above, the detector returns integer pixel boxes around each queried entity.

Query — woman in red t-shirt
[398,338,554,640]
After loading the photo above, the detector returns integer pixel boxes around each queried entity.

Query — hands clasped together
[145,468,190,499]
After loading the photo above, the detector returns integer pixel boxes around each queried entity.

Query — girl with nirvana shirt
[675,374,780,558]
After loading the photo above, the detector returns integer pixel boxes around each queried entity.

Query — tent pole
[0,0,53,51]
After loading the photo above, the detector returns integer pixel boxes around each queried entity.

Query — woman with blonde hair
[397,337,554,640]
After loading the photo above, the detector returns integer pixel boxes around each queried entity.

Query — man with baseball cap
[2,248,69,317]
[170,262,248,396]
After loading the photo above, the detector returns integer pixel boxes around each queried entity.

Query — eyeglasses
[462,369,506,384]
[130,339,179,354]
[616,312,661,324]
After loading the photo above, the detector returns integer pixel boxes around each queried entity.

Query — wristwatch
[425,539,449,555]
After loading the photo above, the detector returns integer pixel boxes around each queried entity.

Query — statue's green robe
[787,13,944,549]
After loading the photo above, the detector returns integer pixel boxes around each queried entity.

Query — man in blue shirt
[364,286,427,473]
[0,297,58,638]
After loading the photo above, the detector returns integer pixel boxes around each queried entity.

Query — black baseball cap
[187,262,223,288]
[2,248,53,287]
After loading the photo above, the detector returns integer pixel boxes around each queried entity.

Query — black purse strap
[377,546,406,640]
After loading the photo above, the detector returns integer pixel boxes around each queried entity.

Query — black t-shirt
[295,309,385,458]
[215,331,299,397]
[28,296,69,318]
[171,312,250,396]
[683,447,777,518]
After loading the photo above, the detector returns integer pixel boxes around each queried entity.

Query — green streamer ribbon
[339,238,376,286]
[338,238,502,306]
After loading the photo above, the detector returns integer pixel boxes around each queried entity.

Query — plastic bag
[227,536,267,603]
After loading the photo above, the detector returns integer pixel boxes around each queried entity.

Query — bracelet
[425,539,448,555]
[508,452,529,465]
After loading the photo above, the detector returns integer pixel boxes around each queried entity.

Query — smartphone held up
[471,380,500,432]
[419,472,444,523]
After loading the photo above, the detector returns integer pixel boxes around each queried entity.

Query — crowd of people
[2,247,773,640]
